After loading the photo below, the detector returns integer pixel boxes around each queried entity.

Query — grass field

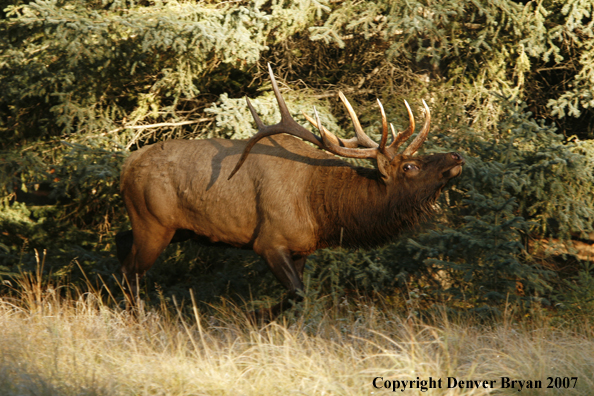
[1,273,594,396]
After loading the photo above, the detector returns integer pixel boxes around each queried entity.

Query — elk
[116,65,464,318]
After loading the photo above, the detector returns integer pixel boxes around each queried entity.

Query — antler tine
[376,99,389,153]
[311,107,381,160]
[402,100,431,156]
[338,91,379,149]
[387,99,416,152]
[313,107,334,147]
[302,111,360,148]
[246,97,264,129]
[389,123,397,142]
[267,63,291,123]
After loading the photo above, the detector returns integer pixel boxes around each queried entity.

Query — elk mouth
[443,164,463,179]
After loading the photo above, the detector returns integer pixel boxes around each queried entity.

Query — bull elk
[116,65,464,318]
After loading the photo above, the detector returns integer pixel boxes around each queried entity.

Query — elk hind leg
[120,223,174,300]
[116,229,193,265]
[115,230,134,264]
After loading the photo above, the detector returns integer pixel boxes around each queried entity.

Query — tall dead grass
[1,265,593,395]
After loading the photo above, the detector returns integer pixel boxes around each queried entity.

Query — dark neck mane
[309,164,435,250]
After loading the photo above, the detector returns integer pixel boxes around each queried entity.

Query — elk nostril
[451,152,462,161]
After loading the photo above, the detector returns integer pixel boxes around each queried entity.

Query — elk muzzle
[443,152,465,179]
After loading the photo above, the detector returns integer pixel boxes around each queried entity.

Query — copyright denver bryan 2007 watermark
[372,376,578,392]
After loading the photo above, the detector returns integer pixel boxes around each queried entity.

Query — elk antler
[389,100,416,153]
[303,94,418,158]
[305,104,387,160]
[302,96,386,151]
[228,64,326,179]
[228,65,431,179]
[229,65,388,179]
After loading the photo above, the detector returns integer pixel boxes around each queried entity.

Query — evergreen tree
[1,0,593,310]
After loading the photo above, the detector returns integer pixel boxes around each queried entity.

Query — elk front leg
[254,248,306,321]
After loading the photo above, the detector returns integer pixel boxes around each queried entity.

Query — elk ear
[376,152,392,180]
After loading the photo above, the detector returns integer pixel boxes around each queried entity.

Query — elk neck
[308,163,433,250]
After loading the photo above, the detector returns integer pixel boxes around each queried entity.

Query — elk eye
[403,164,419,172]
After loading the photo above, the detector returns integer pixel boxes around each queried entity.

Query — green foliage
[1,0,594,314]
[1,0,269,140]
[309,0,594,135]
[554,262,594,318]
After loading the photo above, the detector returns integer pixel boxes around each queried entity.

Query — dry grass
[1,272,594,396]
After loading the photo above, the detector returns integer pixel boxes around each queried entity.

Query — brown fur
[117,130,464,318]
